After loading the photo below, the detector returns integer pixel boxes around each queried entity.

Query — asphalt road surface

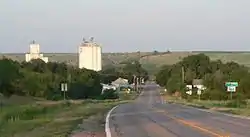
[107,84,250,137]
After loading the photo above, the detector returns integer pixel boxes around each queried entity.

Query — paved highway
[107,84,250,137]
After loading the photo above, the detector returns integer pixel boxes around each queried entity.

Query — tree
[181,54,210,79]
[0,58,21,97]
[21,59,48,73]
[100,61,149,84]
[155,65,171,87]
[99,67,119,84]
[155,54,250,100]
[121,61,149,83]
[0,57,106,100]
[153,50,159,55]
[0,56,148,101]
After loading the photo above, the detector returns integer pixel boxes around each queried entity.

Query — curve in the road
[105,90,145,137]
[105,105,119,137]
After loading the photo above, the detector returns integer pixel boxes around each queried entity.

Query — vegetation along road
[0,58,147,137]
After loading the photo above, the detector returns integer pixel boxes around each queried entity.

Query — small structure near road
[101,83,116,94]
[111,77,134,93]
[111,77,129,87]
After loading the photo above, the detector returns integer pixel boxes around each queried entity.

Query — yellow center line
[153,108,230,137]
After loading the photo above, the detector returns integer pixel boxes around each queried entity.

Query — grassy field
[2,51,250,75]
[0,52,149,67]
[140,52,250,74]
[141,51,250,68]
[0,92,138,137]
[161,93,250,117]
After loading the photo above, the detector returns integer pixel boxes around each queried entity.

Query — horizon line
[1,50,250,54]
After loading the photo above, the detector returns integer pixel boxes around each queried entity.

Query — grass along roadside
[118,91,140,100]
[161,93,250,117]
[0,99,128,137]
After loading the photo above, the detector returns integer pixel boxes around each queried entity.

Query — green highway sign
[225,82,238,87]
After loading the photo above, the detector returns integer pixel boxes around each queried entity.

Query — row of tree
[100,60,149,84]
[156,54,250,100]
[0,58,148,100]
[0,58,103,100]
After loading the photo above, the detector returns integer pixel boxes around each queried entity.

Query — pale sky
[0,0,250,53]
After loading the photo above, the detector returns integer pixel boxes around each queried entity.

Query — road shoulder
[162,96,250,120]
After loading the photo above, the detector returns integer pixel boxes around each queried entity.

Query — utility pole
[66,66,69,100]
[136,77,139,92]
[67,69,71,89]
[138,76,141,92]
[62,65,70,101]
[133,75,136,91]
[181,66,185,83]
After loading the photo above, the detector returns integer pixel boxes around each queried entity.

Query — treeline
[0,58,148,100]
[100,60,149,84]
[156,54,250,100]
[0,58,104,100]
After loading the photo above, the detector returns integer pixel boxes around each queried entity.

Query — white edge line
[105,90,144,137]
[105,105,119,137]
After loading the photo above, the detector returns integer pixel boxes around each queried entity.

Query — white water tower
[78,37,102,71]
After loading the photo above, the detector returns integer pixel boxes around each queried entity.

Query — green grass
[0,100,125,137]
[0,95,43,106]
[163,95,250,116]
[204,52,250,67]
[140,52,250,74]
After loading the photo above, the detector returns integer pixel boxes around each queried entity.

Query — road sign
[61,83,68,101]
[194,85,204,89]
[227,86,236,92]
[186,85,192,95]
[225,82,238,87]
[61,83,68,92]
[186,85,192,90]
[186,91,192,95]
[141,78,144,84]
[197,90,202,95]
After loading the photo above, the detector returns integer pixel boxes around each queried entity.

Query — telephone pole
[182,66,185,83]
[138,76,141,92]
[133,75,136,91]
[136,77,139,91]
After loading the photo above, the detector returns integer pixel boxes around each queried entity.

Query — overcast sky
[0,0,250,53]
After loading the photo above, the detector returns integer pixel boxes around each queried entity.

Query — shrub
[100,89,119,100]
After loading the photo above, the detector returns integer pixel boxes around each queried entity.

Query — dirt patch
[70,113,106,137]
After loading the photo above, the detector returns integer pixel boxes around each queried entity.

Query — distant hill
[2,51,250,75]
